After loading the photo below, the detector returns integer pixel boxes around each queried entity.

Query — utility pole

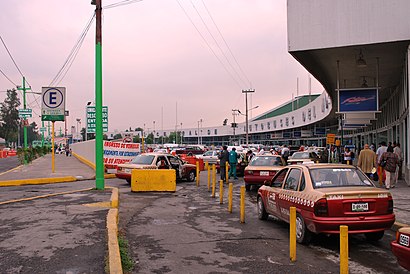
[92,0,104,190]
[17,76,31,165]
[242,89,255,146]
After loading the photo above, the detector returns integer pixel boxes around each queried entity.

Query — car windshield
[291,152,310,159]
[130,155,155,165]
[204,151,214,156]
[310,168,374,188]
[249,156,282,166]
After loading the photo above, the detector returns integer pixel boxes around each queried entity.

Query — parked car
[244,155,285,191]
[175,146,204,155]
[287,151,320,165]
[116,153,196,183]
[391,226,410,270]
[196,150,219,164]
[257,164,395,244]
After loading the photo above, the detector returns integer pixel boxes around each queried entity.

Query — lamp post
[76,118,81,142]
[242,89,255,146]
[153,120,156,145]
[180,122,183,145]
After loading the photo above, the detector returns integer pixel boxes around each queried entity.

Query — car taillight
[396,231,400,241]
[314,198,328,217]
[388,197,393,214]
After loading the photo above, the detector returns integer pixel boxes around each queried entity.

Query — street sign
[18,108,32,118]
[86,106,108,133]
[41,87,66,121]
[326,133,336,145]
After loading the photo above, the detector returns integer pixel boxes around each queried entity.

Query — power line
[175,0,242,89]
[0,67,17,86]
[0,35,25,79]
[200,0,251,86]
[103,0,143,9]
[190,0,248,88]
[49,12,96,87]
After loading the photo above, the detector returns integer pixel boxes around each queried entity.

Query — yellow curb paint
[72,152,96,170]
[0,188,93,206]
[83,202,111,208]
[105,174,117,179]
[110,187,119,208]
[0,164,23,176]
[0,176,77,187]
[107,208,123,274]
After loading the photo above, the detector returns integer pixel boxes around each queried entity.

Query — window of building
[267,122,271,129]
[214,129,218,134]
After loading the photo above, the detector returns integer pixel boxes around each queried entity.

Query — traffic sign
[18,108,32,118]
[86,106,108,133]
[41,87,66,121]
[326,133,336,145]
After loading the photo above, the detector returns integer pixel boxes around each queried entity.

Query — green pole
[17,77,31,165]
[41,120,44,146]
[94,0,104,190]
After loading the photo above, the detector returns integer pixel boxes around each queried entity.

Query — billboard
[338,88,378,112]
[103,141,140,166]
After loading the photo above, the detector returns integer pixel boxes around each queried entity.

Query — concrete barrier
[131,169,176,192]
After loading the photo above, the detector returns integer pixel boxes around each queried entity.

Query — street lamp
[76,118,81,142]
[153,120,156,145]
[197,119,203,145]
[180,122,183,145]
[242,89,255,146]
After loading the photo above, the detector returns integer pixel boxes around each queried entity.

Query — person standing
[228,147,240,180]
[380,146,399,189]
[393,141,403,182]
[281,145,290,164]
[218,146,229,182]
[376,141,388,185]
[357,144,377,178]
[343,147,352,164]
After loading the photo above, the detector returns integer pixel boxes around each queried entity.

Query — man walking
[376,141,388,185]
[228,147,240,180]
[218,146,229,183]
[357,144,377,178]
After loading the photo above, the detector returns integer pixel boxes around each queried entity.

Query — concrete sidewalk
[0,154,96,182]
[386,179,410,229]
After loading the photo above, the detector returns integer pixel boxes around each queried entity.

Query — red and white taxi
[244,155,285,191]
[257,164,395,244]
[391,226,410,270]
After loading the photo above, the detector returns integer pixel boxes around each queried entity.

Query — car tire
[187,170,195,182]
[257,196,268,220]
[296,213,312,244]
[365,231,384,242]
[126,178,131,184]
[245,183,251,191]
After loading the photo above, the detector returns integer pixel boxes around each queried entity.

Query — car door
[265,168,288,218]
[167,155,182,179]
[277,168,302,221]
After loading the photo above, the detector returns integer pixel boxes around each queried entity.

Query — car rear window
[249,156,282,166]
[310,168,374,188]
[130,155,155,165]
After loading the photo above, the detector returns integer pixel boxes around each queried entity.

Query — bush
[17,145,50,164]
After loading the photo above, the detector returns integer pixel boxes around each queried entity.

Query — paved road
[0,156,20,173]
[113,173,407,274]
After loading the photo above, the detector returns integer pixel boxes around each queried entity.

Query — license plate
[260,171,269,176]
[399,234,410,247]
[352,202,368,212]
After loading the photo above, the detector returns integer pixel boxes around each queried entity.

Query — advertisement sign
[315,128,326,135]
[41,87,66,121]
[338,88,378,112]
[87,106,108,133]
[103,141,140,166]
[301,130,313,137]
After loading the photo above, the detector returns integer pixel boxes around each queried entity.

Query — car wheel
[296,213,312,244]
[126,178,131,184]
[257,196,268,220]
[245,183,251,191]
[187,170,195,182]
[365,231,384,241]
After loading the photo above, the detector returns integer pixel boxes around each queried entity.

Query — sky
[0,0,323,134]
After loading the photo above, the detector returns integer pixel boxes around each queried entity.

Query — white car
[197,150,219,164]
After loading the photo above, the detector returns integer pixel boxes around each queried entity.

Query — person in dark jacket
[380,145,399,189]
[218,146,229,182]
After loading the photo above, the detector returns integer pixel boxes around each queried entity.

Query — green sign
[19,108,32,118]
[86,106,108,133]
[41,87,66,121]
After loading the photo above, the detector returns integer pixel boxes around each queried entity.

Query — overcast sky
[0,0,323,134]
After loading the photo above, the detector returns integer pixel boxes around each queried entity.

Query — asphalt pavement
[0,154,409,273]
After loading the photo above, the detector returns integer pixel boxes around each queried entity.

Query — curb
[0,176,77,187]
[72,152,96,170]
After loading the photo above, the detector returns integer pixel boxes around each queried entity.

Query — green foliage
[0,89,20,144]
[17,146,50,164]
[113,133,123,140]
[118,235,134,272]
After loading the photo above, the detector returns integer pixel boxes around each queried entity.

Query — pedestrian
[343,147,352,165]
[246,150,254,163]
[376,141,388,185]
[393,141,403,182]
[218,145,229,182]
[228,147,240,180]
[357,144,377,178]
[281,145,290,164]
[65,144,70,157]
[380,145,399,189]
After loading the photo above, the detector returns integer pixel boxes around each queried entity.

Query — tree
[113,133,122,140]
[0,89,20,144]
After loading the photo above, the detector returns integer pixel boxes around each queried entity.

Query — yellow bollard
[347,160,350,165]
[340,225,349,274]
[225,161,229,184]
[240,186,245,223]
[205,161,208,170]
[207,163,211,191]
[212,164,216,193]
[219,180,224,204]
[196,161,200,187]
[211,175,216,198]
[228,183,233,213]
[289,206,296,262]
